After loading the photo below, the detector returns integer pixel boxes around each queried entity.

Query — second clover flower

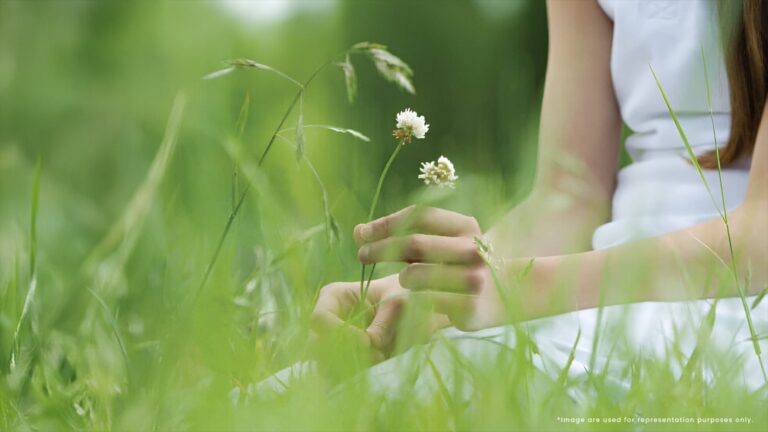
[419,156,458,188]
[393,108,429,144]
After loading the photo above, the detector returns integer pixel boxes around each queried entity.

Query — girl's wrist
[500,251,598,321]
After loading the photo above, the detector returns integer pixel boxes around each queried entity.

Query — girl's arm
[488,0,621,258]
[524,102,768,321]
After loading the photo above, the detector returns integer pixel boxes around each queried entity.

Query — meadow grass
[0,45,766,432]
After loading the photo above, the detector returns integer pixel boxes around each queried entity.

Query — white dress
[254,0,767,397]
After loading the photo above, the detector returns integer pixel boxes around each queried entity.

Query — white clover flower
[393,108,429,143]
[418,155,458,188]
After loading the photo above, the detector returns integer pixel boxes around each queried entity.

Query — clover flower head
[418,155,458,188]
[393,108,429,144]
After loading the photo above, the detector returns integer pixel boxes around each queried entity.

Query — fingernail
[358,245,370,262]
[360,224,373,242]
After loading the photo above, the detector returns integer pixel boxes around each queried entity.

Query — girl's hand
[354,206,514,331]
[310,274,448,362]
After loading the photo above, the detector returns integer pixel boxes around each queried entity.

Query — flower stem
[367,144,402,222]
[360,144,403,300]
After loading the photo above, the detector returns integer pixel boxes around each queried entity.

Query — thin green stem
[650,65,724,221]
[701,50,767,382]
[258,52,347,166]
[265,68,304,89]
[11,158,41,368]
[193,186,249,304]
[359,265,368,303]
[367,144,403,223]
[258,91,302,166]
[701,49,729,225]
[363,263,376,299]
[29,157,40,281]
[360,144,403,300]
[275,133,335,244]
[724,223,766,380]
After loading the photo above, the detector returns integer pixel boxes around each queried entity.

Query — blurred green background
[0,0,548,428]
[0,0,547,310]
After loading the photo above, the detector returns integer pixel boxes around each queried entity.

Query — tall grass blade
[87,288,129,365]
[232,93,250,213]
[202,66,235,81]
[652,61,767,382]
[296,91,305,161]
[751,286,768,310]
[649,65,723,220]
[279,125,370,142]
[226,59,304,89]
[258,91,302,166]
[337,54,357,104]
[701,48,729,222]
[235,92,250,138]
[231,92,251,211]
[556,328,581,387]
[194,187,248,304]
[587,281,606,378]
[319,126,370,142]
[85,92,186,275]
[700,52,766,381]
[28,157,39,281]
[275,134,338,245]
[10,157,41,369]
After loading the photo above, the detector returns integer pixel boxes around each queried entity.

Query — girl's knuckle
[377,217,391,235]
[321,282,344,296]
[407,234,427,259]
[309,310,329,327]
[464,239,483,263]
[465,270,485,292]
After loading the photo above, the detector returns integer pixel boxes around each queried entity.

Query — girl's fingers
[312,282,356,321]
[427,313,452,334]
[365,294,405,350]
[309,310,370,349]
[408,291,474,323]
[358,234,482,265]
[354,206,481,246]
[310,282,372,348]
[399,263,486,294]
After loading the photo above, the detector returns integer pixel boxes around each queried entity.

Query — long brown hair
[699,0,767,168]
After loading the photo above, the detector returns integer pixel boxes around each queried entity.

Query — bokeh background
[0,0,550,428]
[0,0,550,270]
[0,0,548,320]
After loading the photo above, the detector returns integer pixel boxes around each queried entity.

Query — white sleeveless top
[592,0,750,249]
